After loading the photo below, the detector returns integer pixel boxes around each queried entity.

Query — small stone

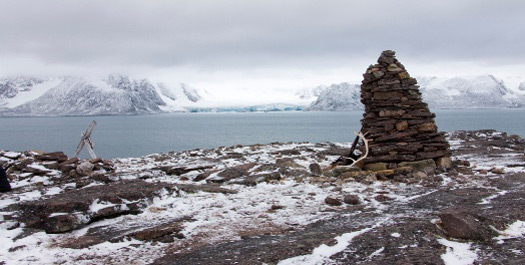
[398,159,436,171]
[375,169,395,177]
[309,163,322,176]
[76,162,95,176]
[395,121,408,131]
[271,205,285,210]
[364,162,388,172]
[324,196,342,206]
[489,168,505,174]
[343,195,360,205]
[379,109,405,117]
[75,178,92,188]
[148,206,166,213]
[398,71,410,79]
[374,194,392,202]
[387,64,403,72]
[412,171,428,179]
[417,122,437,133]
[436,157,452,169]
[372,71,385,78]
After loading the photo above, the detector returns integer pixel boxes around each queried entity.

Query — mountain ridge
[308,74,525,111]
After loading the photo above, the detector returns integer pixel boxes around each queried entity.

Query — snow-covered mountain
[306,75,525,111]
[2,74,525,116]
[418,75,525,108]
[0,75,205,116]
[307,83,361,111]
[295,85,327,101]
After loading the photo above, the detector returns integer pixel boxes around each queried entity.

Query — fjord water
[1,109,524,158]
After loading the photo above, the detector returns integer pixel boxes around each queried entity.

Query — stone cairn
[359,50,451,170]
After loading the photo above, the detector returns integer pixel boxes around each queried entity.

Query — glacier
[1,74,525,116]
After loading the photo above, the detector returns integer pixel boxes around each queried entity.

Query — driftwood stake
[75,120,97,159]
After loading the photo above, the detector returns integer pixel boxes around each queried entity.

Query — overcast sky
[1,0,524,102]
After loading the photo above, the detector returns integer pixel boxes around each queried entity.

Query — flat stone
[387,64,403,72]
[363,162,388,172]
[415,150,447,160]
[398,159,436,171]
[15,180,174,233]
[343,195,360,205]
[374,91,402,100]
[374,130,418,142]
[417,122,437,133]
[325,196,342,206]
[35,152,68,162]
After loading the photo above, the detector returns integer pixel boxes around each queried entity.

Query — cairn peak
[359,50,450,169]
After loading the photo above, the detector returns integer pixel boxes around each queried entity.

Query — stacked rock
[359,50,450,169]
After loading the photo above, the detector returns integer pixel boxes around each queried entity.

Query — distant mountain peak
[181,83,202,102]
[0,75,208,116]
[306,74,525,111]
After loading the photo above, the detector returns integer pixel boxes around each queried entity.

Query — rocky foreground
[1,130,525,264]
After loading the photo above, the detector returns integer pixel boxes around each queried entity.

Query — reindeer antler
[337,131,369,168]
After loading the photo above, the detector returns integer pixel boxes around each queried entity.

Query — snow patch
[494,220,525,243]
[278,220,386,265]
[89,199,118,213]
[391,232,401,238]
[438,238,478,265]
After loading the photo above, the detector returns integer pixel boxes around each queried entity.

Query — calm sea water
[1,109,524,158]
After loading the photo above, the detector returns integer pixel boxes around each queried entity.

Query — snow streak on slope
[0,75,206,116]
[306,75,525,111]
[307,83,361,111]
[418,75,525,108]
[0,77,62,108]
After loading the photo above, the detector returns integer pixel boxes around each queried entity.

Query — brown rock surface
[14,180,174,233]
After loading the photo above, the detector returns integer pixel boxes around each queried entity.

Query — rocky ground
[1,130,524,265]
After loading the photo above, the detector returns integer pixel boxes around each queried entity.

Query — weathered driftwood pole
[74,120,97,159]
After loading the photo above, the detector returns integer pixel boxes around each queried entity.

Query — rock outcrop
[360,50,451,169]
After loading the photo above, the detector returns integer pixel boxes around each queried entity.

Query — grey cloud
[0,0,524,74]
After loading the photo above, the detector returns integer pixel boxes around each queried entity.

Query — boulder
[324,196,342,206]
[438,207,492,241]
[343,195,360,205]
[76,162,95,176]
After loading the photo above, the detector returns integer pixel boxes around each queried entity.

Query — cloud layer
[1,0,524,92]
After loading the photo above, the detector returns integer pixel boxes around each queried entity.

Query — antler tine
[337,130,370,169]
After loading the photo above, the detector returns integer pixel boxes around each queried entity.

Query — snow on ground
[494,220,525,243]
[1,130,524,264]
[278,221,387,265]
[438,238,478,265]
